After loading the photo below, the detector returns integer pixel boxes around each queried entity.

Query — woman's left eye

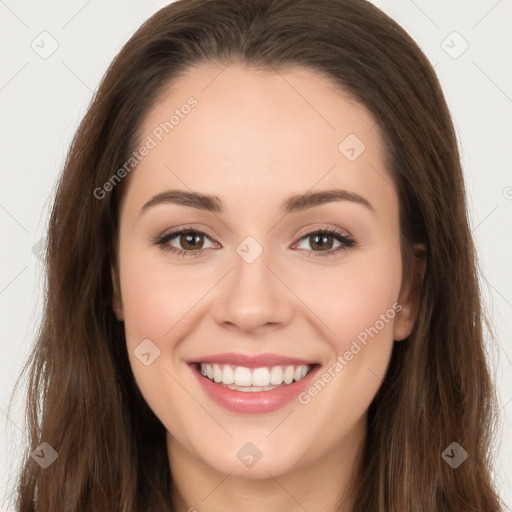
[153,228,355,258]
[293,229,355,257]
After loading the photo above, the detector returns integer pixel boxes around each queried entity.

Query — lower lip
[190,364,320,414]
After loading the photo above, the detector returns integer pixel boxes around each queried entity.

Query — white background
[1,0,511,510]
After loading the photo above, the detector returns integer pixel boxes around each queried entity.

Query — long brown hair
[13,0,502,510]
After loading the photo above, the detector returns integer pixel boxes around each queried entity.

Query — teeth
[222,365,235,384]
[270,366,283,385]
[199,363,311,389]
[252,367,270,386]
[283,365,294,384]
[213,364,222,383]
[234,366,252,386]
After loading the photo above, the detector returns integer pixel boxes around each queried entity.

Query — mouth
[194,362,313,392]
[187,354,320,414]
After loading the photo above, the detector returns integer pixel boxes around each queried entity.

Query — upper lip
[186,352,317,368]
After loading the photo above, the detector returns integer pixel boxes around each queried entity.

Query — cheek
[295,247,402,425]
[119,247,205,346]
[294,248,403,354]
[291,246,402,415]
[117,240,228,412]
[331,265,400,349]
[118,250,203,433]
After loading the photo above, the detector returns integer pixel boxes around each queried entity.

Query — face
[112,64,419,480]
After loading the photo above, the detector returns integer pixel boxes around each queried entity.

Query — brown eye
[294,228,355,258]
[179,231,205,250]
[308,233,335,251]
[156,229,217,256]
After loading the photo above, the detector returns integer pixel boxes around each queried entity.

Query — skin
[112,64,425,512]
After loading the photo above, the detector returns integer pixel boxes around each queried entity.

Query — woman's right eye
[155,229,217,257]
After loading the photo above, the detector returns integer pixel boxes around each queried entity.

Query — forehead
[123,63,396,217]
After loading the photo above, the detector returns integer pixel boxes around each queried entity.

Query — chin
[195,438,305,480]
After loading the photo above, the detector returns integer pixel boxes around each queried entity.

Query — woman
[14,0,503,510]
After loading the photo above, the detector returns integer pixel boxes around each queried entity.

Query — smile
[199,363,312,391]
[187,353,320,414]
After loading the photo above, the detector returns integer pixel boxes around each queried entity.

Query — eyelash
[153,226,356,259]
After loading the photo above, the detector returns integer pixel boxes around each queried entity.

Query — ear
[111,265,124,321]
[393,243,427,341]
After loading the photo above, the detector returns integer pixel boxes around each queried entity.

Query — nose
[212,243,294,335]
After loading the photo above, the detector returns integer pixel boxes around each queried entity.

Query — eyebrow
[140,188,376,216]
